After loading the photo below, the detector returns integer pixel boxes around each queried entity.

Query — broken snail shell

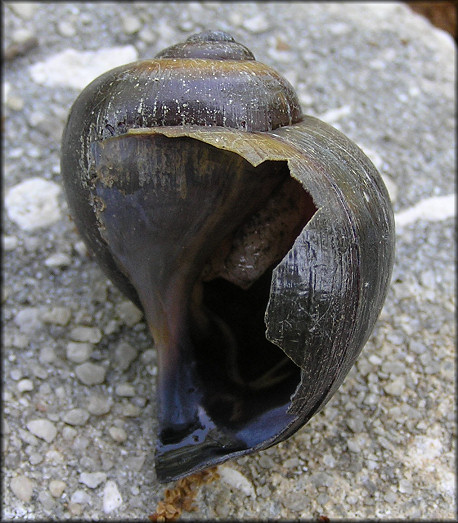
[61,31,395,483]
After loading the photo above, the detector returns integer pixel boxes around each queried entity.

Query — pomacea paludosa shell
[61,31,395,482]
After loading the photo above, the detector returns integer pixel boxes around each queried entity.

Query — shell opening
[90,134,317,481]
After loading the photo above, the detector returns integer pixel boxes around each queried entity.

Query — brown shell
[61,32,395,483]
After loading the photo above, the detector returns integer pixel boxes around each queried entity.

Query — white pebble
[12,28,34,44]
[381,174,398,203]
[79,471,107,489]
[122,15,142,35]
[29,46,138,90]
[69,503,82,516]
[17,379,34,392]
[109,426,127,443]
[122,402,141,417]
[103,480,123,513]
[113,341,138,371]
[116,301,143,327]
[6,96,24,111]
[6,178,61,231]
[11,368,23,381]
[139,27,156,44]
[42,306,71,326]
[62,408,90,426]
[319,105,352,124]
[57,20,76,37]
[62,426,77,440]
[29,453,43,465]
[38,490,55,510]
[14,308,42,334]
[70,326,102,343]
[39,346,56,364]
[45,253,71,268]
[75,362,106,385]
[218,466,256,497]
[74,240,88,257]
[10,475,34,502]
[115,383,136,397]
[3,235,18,251]
[125,454,145,472]
[399,478,413,494]
[46,449,64,463]
[66,342,93,363]
[71,489,91,505]
[242,14,270,33]
[395,194,455,228]
[384,376,406,396]
[49,480,66,498]
[87,395,111,416]
[8,2,37,19]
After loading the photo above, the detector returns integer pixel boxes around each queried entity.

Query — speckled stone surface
[2,2,455,520]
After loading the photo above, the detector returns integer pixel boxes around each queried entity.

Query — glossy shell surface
[61,32,395,482]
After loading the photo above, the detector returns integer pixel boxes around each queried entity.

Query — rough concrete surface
[2,2,455,520]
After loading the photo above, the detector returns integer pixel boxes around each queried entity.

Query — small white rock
[17,379,34,392]
[49,480,66,498]
[103,480,122,513]
[5,178,61,231]
[29,46,138,90]
[139,27,156,44]
[66,342,93,363]
[62,426,77,440]
[57,20,76,37]
[6,96,24,111]
[109,426,127,443]
[39,346,56,364]
[45,253,71,268]
[10,368,23,381]
[125,454,145,472]
[115,383,136,397]
[70,326,102,343]
[10,475,34,502]
[395,194,455,228]
[381,174,398,203]
[79,471,107,489]
[62,408,90,426]
[42,306,71,326]
[74,240,88,257]
[116,301,143,327]
[8,2,37,19]
[12,28,34,44]
[242,13,270,33]
[75,362,106,385]
[218,466,256,497]
[113,341,138,371]
[122,15,142,35]
[121,402,141,417]
[38,490,55,510]
[384,376,406,396]
[70,489,91,505]
[3,235,18,251]
[319,105,352,124]
[69,502,82,516]
[87,395,111,416]
[14,308,42,334]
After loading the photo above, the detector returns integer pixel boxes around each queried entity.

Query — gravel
[26,419,57,443]
[3,2,455,521]
[75,362,107,385]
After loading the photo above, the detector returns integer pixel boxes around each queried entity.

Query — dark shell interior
[90,133,317,481]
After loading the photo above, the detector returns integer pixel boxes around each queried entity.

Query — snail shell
[61,31,395,482]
